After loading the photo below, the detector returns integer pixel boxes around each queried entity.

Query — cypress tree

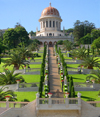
[71,86,75,98]
[69,78,72,97]
[87,45,90,56]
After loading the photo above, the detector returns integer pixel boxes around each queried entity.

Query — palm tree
[0,68,24,85]
[4,51,29,70]
[15,46,34,60]
[0,86,17,101]
[86,69,100,83]
[28,42,39,52]
[71,47,87,60]
[63,40,73,51]
[81,56,100,69]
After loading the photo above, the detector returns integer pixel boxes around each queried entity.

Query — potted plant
[5,96,11,101]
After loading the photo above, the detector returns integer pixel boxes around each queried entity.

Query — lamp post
[24,66,26,74]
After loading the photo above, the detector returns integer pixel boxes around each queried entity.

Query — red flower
[64,92,69,94]
[61,80,64,82]
[5,96,10,98]
[5,68,8,70]
[81,65,84,67]
[61,73,63,75]
[24,66,26,67]
[16,79,20,82]
[48,92,52,94]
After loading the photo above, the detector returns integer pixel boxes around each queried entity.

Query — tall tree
[91,37,100,49]
[73,20,95,43]
[15,26,29,46]
[3,28,17,48]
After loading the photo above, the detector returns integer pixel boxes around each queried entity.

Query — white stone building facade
[29,3,74,44]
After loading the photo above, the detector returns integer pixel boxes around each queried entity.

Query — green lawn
[0,57,41,73]
[21,75,40,83]
[75,91,100,101]
[67,64,80,68]
[69,74,89,82]
[29,64,41,68]
[15,92,37,102]
[64,56,72,59]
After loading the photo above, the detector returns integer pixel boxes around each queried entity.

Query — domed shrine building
[30,3,74,45]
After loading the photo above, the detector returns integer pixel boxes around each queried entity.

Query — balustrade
[0,101,29,108]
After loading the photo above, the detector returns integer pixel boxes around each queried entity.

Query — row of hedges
[38,44,46,97]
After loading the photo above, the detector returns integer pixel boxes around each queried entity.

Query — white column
[48,19,49,28]
[45,20,46,28]
[42,21,43,29]
[51,19,53,28]
[48,98,52,107]
[55,20,56,31]
[65,98,69,107]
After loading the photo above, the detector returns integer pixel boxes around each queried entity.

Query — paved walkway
[49,47,63,98]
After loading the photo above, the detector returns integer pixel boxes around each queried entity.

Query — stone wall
[1,99,100,117]
[81,100,100,117]
[37,110,79,117]
[0,100,36,117]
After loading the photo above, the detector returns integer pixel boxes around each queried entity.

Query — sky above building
[0,0,100,33]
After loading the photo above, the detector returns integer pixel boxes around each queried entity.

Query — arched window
[47,33,48,36]
[50,21,51,27]
[49,33,52,36]
[46,21,48,27]
[53,21,55,27]
[53,33,54,36]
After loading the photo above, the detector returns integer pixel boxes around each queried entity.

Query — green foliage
[4,50,30,70]
[91,29,100,41]
[0,86,17,101]
[87,45,90,56]
[0,68,24,85]
[71,86,75,98]
[79,33,91,44]
[86,69,100,83]
[63,40,73,51]
[57,40,63,45]
[81,56,100,69]
[3,26,29,49]
[29,31,36,36]
[71,46,87,60]
[64,28,74,36]
[91,37,100,49]
[73,20,95,42]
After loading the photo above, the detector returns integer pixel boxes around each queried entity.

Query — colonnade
[40,19,61,30]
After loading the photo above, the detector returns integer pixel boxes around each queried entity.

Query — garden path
[49,47,63,98]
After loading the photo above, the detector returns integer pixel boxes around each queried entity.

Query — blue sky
[0,0,100,32]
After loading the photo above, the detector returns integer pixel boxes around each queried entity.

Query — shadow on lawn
[80,95,96,101]
[73,77,84,81]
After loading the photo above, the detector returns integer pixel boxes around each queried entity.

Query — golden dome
[41,3,60,17]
